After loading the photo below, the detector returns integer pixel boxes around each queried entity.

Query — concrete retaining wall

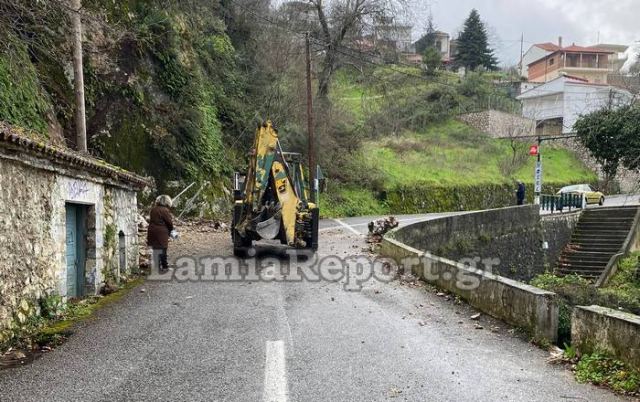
[389,205,578,282]
[380,237,559,343]
[572,305,640,369]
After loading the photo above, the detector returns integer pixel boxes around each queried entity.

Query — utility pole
[534,136,542,205]
[519,33,524,78]
[71,0,87,153]
[305,32,316,203]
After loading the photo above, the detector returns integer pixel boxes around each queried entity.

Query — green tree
[422,47,442,75]
[574,105,640,186]
[620,105,640,171]
[454,9,498,71]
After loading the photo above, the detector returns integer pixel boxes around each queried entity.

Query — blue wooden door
[65,205,78,297]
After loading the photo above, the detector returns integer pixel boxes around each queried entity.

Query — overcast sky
[409,0,640,66]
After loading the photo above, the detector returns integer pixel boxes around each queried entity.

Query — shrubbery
[576,353,640,393]
[531,253,640,344]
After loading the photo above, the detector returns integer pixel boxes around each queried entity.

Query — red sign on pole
[529,145,539,156]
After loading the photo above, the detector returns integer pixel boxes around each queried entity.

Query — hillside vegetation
[322,69,597,217]
[0,2,596,218]
[0,0,262,207]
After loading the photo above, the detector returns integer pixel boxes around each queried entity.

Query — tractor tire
[232,204,252,257]
[305,208,319,252]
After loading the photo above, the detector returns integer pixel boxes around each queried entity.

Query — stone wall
[555,137,640,194]
[458,110,535,139]
[388,205,580,282]
[572,305,640,369]
[0,157,57,339]
[0,150,140,345]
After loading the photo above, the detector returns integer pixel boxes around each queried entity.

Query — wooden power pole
[305,33,316,202]
[71,0,87,153]
[519,33,524,77]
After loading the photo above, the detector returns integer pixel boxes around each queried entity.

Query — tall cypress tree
[454,9,498,71]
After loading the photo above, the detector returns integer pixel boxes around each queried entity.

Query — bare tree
[497,113,535,176]
[309,0,406,99]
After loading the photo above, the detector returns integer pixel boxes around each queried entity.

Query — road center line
[332,218,364,236]
[263,340,288,402]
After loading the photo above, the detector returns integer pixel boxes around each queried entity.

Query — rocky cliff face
[0,0,248,205]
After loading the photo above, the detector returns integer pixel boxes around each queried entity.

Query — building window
[549,58,554,66]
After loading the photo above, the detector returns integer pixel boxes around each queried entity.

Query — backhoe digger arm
[271,160,301,246]
[245,122,279,208]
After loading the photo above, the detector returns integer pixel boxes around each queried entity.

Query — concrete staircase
[557,206,639,280]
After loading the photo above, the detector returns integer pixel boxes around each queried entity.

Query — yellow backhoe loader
[231,121,319,256]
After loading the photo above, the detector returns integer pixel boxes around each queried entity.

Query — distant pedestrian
[516,181,526,205]
[147,195,174,273]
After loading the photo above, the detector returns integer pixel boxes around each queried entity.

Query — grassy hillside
[367,120,595,186]
[321,69,597,218]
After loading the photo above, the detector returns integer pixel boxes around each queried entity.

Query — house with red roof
[527,41,614,84]
[520,41,561,78]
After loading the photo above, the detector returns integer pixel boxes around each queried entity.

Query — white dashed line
[263,340,288,402]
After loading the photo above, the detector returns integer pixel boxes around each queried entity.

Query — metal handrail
[540,193,583,213]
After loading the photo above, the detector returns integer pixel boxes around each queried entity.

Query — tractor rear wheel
[232,204,252,257]
[305,208,319,252]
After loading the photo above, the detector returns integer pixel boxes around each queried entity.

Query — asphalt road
[601,194,640,207]
[320,213,463,235]
[323,193,640,235]
[0,225,628,401]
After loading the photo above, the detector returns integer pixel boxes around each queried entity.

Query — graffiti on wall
[67,180,90,200]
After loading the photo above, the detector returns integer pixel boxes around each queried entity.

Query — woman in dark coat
[147,195,174,273]
[516,180,526,205]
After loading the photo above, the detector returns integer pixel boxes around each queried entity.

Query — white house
[434,31,451,63]
[373,16,414,53]
[516,74,634,134]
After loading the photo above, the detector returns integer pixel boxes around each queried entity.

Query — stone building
[0,123,149,343]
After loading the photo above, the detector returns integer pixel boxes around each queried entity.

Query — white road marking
[333,218,364,236]
[321,216,436,233]
[263,340,288,402]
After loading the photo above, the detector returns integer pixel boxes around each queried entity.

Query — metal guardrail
[540,193,583,213]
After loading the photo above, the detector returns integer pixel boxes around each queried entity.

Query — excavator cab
[231,121,319,256]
